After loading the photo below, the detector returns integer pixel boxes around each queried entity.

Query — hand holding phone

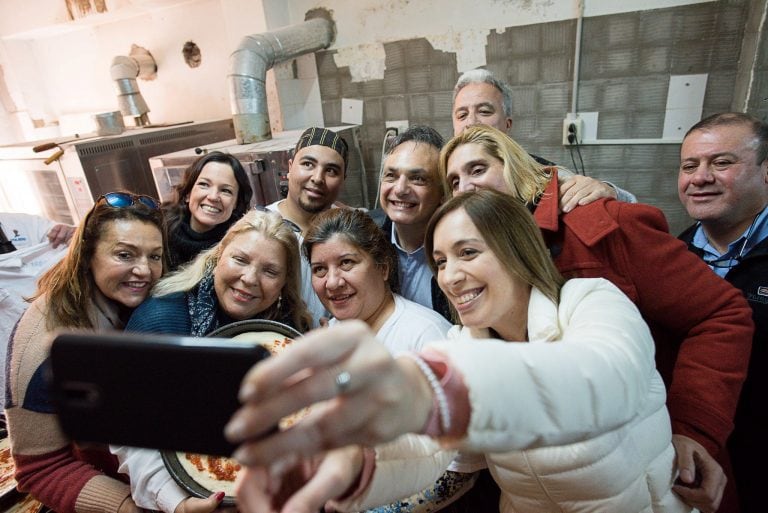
[50,330,273,457]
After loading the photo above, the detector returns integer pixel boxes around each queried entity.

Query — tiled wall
[317,0,758,235]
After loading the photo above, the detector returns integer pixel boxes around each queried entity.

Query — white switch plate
[385,120,409,134]
[341,98,364,125]
[663,74,708,140]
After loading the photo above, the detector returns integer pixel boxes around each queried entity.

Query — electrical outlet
[562,115,584,146]
[385,120,409,135]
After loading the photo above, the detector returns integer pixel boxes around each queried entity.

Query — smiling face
[187,161,240,233]
[90,219,164,309]
[287,145,346,214]
[452,82,513,136]
[446,142,510,196]
[679,124,768,234]
[309,234,392,327]
[214,231,287,320]
[380,141,444,230]
[432,208,530,340]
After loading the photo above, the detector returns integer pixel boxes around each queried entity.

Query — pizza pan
[161,451,238,506]
[206,318,302,341]
[162,319,302,506]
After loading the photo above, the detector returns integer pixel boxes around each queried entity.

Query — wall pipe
[110,54,154,126]
[228,11,335,144]
[570,0,584,116]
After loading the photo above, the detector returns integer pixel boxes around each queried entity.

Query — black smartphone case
[50,331,272,457]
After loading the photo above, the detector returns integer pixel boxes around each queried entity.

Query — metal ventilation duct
[110,46,157,127]
[228,10,335,144]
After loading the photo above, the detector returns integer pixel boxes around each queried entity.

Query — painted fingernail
[214,491,225,501]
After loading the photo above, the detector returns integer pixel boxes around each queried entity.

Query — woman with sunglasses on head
[5,192,166,513]
[226,190,692,513]
[110,208,311,513]
[164,151,253,271]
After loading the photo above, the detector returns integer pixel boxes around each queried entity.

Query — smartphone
[50,330,272,457]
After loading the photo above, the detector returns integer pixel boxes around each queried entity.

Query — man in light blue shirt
[677,112,767,512]
[371,126,451,319]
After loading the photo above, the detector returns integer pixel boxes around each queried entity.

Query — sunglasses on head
[98,192,160,210]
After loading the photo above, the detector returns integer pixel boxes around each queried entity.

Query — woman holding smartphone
[226,190,691,513]
[5,192,166,513]
[112,208,310,513]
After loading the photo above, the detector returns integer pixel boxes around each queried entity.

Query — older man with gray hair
[452,68,637,211]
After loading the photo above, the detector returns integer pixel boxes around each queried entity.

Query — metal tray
[161,319,302,506]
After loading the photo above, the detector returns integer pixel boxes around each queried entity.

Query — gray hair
[453,69,514,119]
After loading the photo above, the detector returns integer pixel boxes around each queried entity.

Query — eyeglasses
[98,192,160,210]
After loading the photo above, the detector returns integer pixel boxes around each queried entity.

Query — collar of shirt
[692,204,768,276]
[390,223,432,308]
[389,222,424,255]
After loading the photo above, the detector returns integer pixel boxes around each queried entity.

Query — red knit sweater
[5,297,132,513]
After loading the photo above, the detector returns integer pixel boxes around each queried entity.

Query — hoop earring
[276,295,282,312]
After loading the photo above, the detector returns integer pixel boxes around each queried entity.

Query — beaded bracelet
[401,352,452,434]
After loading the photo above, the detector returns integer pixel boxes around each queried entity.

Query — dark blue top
[125,292,194,334]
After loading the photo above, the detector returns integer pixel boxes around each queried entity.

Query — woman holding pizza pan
[111,208,311,513]
[226,190,691,513]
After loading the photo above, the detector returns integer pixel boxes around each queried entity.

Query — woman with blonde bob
[225,189,691,513]
[112,208,311,513]
[126,208,311,335]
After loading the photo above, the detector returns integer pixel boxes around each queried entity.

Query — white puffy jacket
[339,278,692,513]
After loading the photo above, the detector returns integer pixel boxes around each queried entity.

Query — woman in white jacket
[225,189,692,513]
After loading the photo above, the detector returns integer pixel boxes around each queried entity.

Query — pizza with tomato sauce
[169,331,302,501]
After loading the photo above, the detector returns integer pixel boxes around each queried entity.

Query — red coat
[534,172,753,456]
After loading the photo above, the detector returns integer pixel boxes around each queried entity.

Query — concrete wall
[0,0,764,234]
[311,0,763,234]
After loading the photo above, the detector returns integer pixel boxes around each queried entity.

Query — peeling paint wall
[312,0,752,234]
[333,43,386,81]
[427,29,491,72]
[285,0,713,82]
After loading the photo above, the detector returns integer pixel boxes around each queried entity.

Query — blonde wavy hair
[439,124,553,204]
[153,209,311,332]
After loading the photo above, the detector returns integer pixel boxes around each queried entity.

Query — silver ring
[334,369,352,394]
